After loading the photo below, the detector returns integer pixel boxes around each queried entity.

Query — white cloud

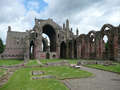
[40,0,120,35]
[0,0,120,43]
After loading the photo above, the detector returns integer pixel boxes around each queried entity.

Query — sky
[0,0,120,43]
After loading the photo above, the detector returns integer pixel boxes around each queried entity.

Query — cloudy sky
[0,0,120,43]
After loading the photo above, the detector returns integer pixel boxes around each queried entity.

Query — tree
[0,38,4,54]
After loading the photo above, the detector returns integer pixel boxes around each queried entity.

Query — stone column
[116,28,120,62]
[66,40,69,59]
[24,39,30,62]
[56,43,60,58]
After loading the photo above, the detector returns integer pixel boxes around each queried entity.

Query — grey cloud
[0,0,26,24]
[0,0,120,43]
[47,0,101,15]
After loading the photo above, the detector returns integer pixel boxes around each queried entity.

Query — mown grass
[26,60,39,66]
[26,59,79,66]
[40,59,79,64]
[0,68,7,77]
[0,66,92,90]
[0,60,23,66]
[85,64,120,73]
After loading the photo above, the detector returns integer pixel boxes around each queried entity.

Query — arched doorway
[42,37,49,52]
[60,41,66,58]
[42,25,56,52]
[74,40,77,58]
[103,35,109,59]
[29,40,34,59]
[101,24,114,60]
[103,35,114,60]
[69,41,72,58]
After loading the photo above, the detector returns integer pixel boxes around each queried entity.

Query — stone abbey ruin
[0,18,120,62]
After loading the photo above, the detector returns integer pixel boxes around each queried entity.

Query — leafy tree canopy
[0,38,4,54]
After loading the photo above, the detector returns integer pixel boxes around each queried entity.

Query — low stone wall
[45,60,70,66]
[0,53,24,60]
[77,60,113,66]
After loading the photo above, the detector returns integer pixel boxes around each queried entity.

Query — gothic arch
[29,40,35,59]
[42,24,56,52]
[101,24,114,32]
[88,30,96,36]
[60,41,66,58]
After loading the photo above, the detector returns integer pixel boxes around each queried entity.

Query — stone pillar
[56,44,60,58]
[8,26,11,32]
[66,40,69,59]
[24,39,30,62]
[108,35,114,60]
[87,39,90,59]
[63,23,65,30]
[35,36,42,60]
[66,19,69,39]
[113,30,119,61]
[72,40,74,59]
[100,38,103,59]
[116,28,120,62]
[76,28,79,36]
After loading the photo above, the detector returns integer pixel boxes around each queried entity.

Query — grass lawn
[0,60,23,66]
[0,66,92,90]
[40,59,79,64]
[26,60,39,66]
[85,64,120,73]
[26,59,79,66]
[0,68,7,77]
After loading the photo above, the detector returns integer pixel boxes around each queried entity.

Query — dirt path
[63,66,120,90]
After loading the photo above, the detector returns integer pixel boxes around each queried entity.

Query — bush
[0,38,4,54]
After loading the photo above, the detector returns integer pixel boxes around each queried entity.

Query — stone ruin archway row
[76,24,120,61]
[0,18,120,62]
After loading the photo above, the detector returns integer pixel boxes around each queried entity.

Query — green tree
[0,38,4,54]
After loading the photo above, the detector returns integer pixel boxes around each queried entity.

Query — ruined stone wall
[1,29,27,59]
[76,24,120,61]
[0,19,120,61]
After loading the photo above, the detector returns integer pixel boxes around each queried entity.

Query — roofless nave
[0,18,120,62]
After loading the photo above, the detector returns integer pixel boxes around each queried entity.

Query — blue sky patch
[24,0,48,12]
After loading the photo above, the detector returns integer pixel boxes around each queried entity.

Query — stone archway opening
[60,41,66,58]
[69,41,72,58]
[42,34,50,52]
[74,40,77,58]
[29,40,35,59]
[102,34,114,60]
[42,25,56,52]
[103,35,109,59]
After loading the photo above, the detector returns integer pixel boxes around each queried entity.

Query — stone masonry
[0,18,120,62]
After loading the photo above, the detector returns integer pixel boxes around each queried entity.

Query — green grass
[0,66,92,90]
[26,60,39,66]
[85,64,120,73]
[0,68,7,77]
[26,59,79,66]
[0,60,23,66]
[40,59,79,64]
[0,59,79,66]
[40,59,62,64]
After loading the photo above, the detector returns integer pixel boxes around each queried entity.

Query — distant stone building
[0,18,120,62]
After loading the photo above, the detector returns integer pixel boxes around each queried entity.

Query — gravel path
[63,66,120,90]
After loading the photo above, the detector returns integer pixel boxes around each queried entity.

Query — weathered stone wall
[1,19,120,61]
[76,24,120,61]
[1,28,27,59]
